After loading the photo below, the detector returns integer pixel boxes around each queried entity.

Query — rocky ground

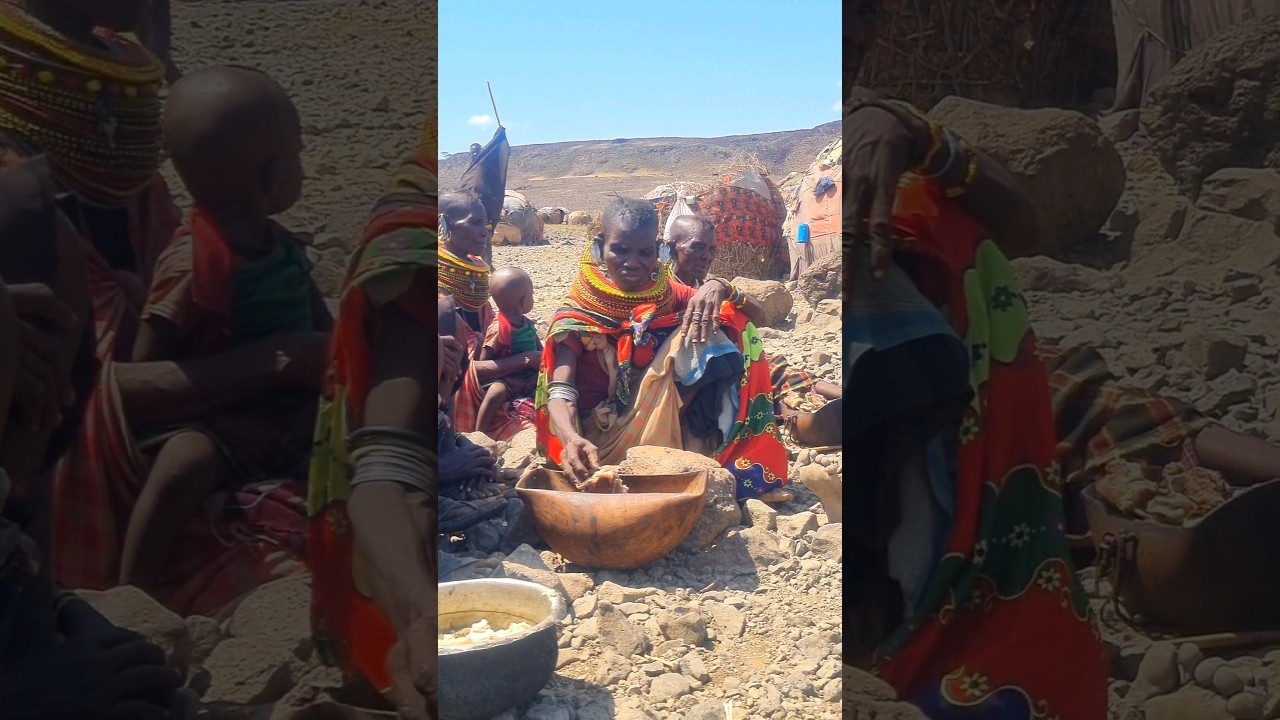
[443,232,845,720]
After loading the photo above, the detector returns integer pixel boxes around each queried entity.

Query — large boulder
[928,96,1126,256]
[797,251,842,307]
[567,210,596,226]
[731,277,793,327]
[538,206,567,224]
[78,586,192,674]
[1143,17,1280,199]
[1197,168,1280,231]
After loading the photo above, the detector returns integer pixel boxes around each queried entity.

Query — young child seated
[475,267,541,432]
[121,65,330,591]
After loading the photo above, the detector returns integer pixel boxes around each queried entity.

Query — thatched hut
[858,0,1117,110]
[781,138,840,279]
[493,190,545,246]
[647,170,789,281]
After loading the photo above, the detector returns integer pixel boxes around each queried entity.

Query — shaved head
[668,215,715,244]
[164,66,302,211]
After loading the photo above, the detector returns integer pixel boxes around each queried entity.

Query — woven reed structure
[859,0,1117,110]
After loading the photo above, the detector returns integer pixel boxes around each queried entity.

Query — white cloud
[467,114,495,127]
[831,100,841,113]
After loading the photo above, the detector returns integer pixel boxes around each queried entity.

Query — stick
[1162,630,1280,652]
[487,81,502,129]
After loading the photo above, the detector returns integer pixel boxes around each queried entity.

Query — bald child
[476,267,541,432]
[123,66,330,591]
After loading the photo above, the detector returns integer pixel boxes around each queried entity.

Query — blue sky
[438,1,841,156]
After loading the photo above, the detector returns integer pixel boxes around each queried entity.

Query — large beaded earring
[590,239,608,278]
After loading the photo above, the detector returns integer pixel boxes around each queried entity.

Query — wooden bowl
[515,468,708,569]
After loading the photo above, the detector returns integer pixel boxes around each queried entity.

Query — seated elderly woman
[663,215,842,436]
[536,197,790,502]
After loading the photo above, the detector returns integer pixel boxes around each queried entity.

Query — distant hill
[439,121,840,212]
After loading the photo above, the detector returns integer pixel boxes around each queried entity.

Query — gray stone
[524,704,571,720]
[739,526,788,566]
[596,581,657,604]
[776,511,819,539]
[79,586,191,674]
[594,650,632,685]
[557,572,595,600]
[572,594,598,619]
[1186,331,1249,380]
[1143,686,1231,720]
[743,499,778,531]
[796,631,837,660]
[596,603,650,657]
[732,277,794,328]
[656,606,708,645]
[201,638,295,705]
[798,252,842,307]
[680,653,711,683]
[685,700,728,720]
[706,604,746,639]
[809,522,843,561]
[1132,641,1180,702]
[185,615,223,669]
[648,672,695,703]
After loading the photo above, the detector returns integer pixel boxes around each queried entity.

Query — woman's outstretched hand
[682,280,727,344]
[561,435,600,485]
[844,91,932,287]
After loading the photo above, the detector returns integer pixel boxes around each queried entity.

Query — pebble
[649,673,695,703]
[1215,667,1246,698]
[1198,658,1229,689]
[1178,643,1205,679]
[1226,691,1264,720]
[1133,642,1180,702]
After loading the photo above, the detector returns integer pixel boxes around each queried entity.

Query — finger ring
[691,312,702,318]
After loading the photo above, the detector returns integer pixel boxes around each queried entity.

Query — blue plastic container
[797,223,810,244]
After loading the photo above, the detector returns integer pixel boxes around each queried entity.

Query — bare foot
[439,554,502,582]
[758,488,796,504]
[798,464,841,523]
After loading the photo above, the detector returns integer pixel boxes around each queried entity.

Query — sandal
[439,495,507,534]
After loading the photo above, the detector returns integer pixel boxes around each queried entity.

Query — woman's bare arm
[546,341,582,442]
[346,302,434,635]
[116,330,328,427]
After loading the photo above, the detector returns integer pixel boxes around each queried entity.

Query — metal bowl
[438,578,569,720]
[515,468,708,570]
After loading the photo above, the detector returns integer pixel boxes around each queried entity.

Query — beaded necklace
[0,3,163,206]
[438,246,491,311]
[567,244,676,323]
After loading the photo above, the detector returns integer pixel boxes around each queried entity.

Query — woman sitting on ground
[664,214,842,421]
[1,0,322,616]
[843,2,1107,716]
[0,157,187,720]
[536,198,790,503]
[438,192,538,441]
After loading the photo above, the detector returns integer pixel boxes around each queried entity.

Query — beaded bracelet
[920,128,960,180]
[52,588,82,621]
[944,155,980,198]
